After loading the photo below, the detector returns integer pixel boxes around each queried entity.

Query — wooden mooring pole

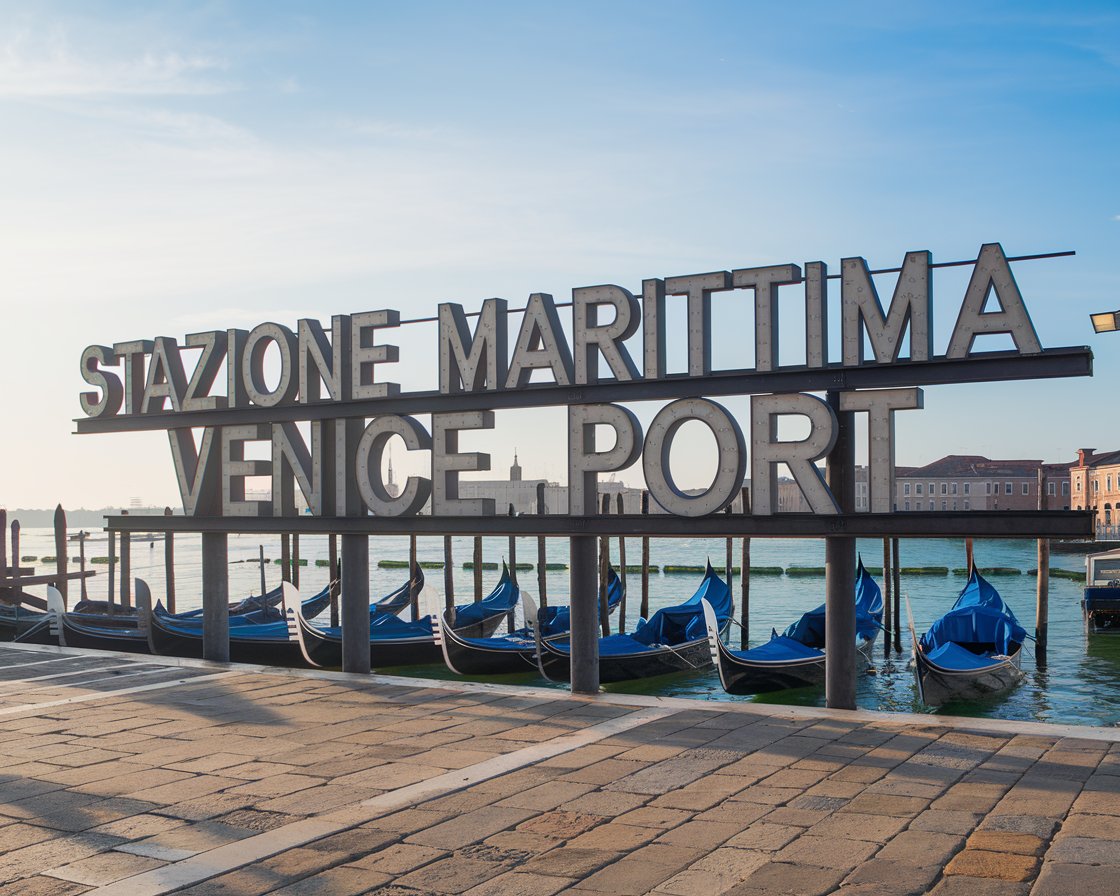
[9,520,19,607]
[107,529,116,609]
[1036,469,1049,666]
[409,534,420,622]
[473,537,483,602]
[54,505,68,609]
[892,537,902,653]
[883,537,892,662]
[443,535,455,614]
[120,526,131,609]
[164,507,175,613]
[281,534,291,584]
[78,529,88,603]
[640,491,650,622]
[616,493,627,633]
[599,493,610,637]
[741,487,751,650]
[292,534,300,590]
[536,484,548,608]
[258,545,267,599]
[328,534,339,627]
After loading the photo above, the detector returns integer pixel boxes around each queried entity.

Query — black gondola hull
[59,617,151,654]
[913,647,1023,706]
[294,610,464,669]
[537,636,713,683]
[148,615,307,667]
[714,640,826,694]
[438,622,539,676]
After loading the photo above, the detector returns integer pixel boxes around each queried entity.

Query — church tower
[510,450,522,482]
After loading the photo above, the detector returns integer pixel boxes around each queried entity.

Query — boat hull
[1082,586,1120,634]
[437,620,540,676]
[59,616,151,654]
[913,647,1023,706]
[713,638,825,693]
[711,634,878,695]
[148,614,307,666]
[537,635,713,683]
[292,608,508,670]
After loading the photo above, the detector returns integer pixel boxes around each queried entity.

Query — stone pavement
[0,643,1117,896]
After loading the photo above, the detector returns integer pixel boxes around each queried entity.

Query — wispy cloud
[340,118,443,142]
[0,27,232,97]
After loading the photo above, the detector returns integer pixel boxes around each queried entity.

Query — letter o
[643,398,746,517]
[243,323,298,407]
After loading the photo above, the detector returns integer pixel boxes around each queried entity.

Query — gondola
[535,561,732,684]
[703,557,884,695]
[145,584,334,665]
[435,568,624,676]
[291,564,519,669]
[910,567,1026,706]
[11,579,295,646]
[15,581,330,655]
[3,582,290,642]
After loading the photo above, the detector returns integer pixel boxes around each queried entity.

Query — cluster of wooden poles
[2,480,1054,692]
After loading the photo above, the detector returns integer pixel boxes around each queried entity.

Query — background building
[1071,448,1120,538]
[894,455,1071,513]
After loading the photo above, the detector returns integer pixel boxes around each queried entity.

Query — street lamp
[1091,310,1120,333]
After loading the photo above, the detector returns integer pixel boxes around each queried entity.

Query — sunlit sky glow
[1,1,1118,509]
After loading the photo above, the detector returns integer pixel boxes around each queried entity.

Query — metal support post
[569,535,600,695]
[341,534,370,674]
[201,532,229,662]
[825,390,857,710]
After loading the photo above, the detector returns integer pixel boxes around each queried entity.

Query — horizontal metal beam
[75,346,1093,434]
[101,510,1094,540]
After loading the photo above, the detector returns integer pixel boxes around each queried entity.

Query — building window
[929,501,934,511]
[1064,482,1070,496]
[941,500,947,511]
[929,483,935,496]
[904,501,910,511]
[916,483,923,496]
[951,482,958,495]
[940,483,948,496]
[904,483,910,496]
[964,483,970,495]
[952,501,957,511]
[1047,482,1056,496]
[1022,483,1028,495]
[1094,480,1100,494]
[964,500,970,510]
[1005,482,1013,495]
[986,482,991,495]
[1109,476,1113,491]
[993,482,1000,494]
[1077,479,1082,492]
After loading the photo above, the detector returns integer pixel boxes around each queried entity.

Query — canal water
[17,528,1117,728]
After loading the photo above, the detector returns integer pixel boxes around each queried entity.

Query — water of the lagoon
[17,528,1118,729]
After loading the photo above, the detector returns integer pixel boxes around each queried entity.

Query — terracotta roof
[897,455,1044,478]
[1082,450,1120,468]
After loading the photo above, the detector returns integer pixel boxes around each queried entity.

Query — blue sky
[1,2,1118,508]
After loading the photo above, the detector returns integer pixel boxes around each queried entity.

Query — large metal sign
[76,242,1093,538]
